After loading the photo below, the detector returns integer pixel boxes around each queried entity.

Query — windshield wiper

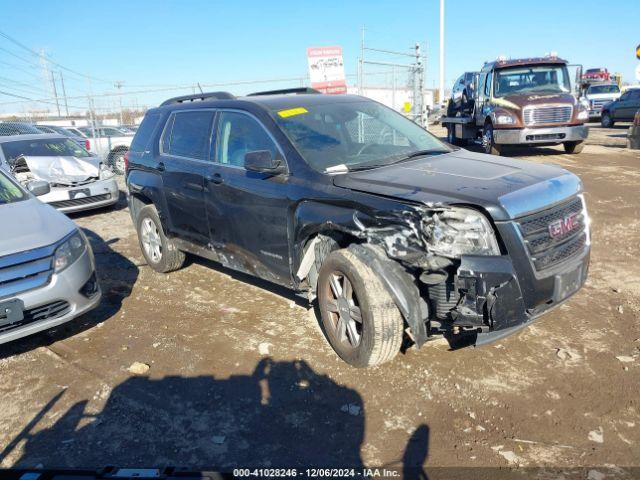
[324,150,447,174]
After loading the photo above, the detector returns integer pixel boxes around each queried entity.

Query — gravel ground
[0,123,638,474]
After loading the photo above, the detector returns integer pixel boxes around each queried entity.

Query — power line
[0,29,114,85]
[0,89,88,111]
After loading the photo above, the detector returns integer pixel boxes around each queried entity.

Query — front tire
[317,249,403,368]
[563,141,584,154]
[482,122,502,155]
[136,205,185,273]
[601,112,614,128]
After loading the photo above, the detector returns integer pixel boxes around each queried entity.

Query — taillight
[124,151,130,171]
[85,139,91,151]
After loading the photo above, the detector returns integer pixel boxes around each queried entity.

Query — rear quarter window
[130,113,162,153]
[162,111,215,160]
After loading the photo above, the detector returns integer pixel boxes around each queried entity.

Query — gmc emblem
[548,213,579,238]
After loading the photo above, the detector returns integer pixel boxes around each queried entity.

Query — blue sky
[0,0,638,112]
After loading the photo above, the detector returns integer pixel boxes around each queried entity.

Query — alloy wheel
[141,217,162,263]
[324,271,363,348]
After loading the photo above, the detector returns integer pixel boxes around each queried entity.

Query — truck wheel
[482,123,501,155]
[601,112,614,128]
[136,205,185,273]
[563,141,585,154]
[317,249,403,368]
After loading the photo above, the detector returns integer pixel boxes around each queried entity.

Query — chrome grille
[523,105,573,126]
[0,244,55,299]
[517,197,587,271]
[591,99,610,109]
[0,300,70,334]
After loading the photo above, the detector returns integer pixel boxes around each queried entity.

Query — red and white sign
[307,46,347,94]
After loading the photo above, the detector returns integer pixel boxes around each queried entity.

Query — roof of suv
[152,92,369,115]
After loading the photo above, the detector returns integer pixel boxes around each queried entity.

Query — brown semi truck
[443,55,588,154]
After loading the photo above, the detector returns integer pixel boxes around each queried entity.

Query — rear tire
[136,205,185,273]
[317,249,403,368]
[601,112,614,128]
[109,150,128,175]
[563,141,585,154]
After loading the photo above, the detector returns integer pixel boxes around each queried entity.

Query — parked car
[601,87,640,127]
[118,125,139,134]
[126,90,590,367]
[0,122,44,136]
[447,71,478,115]
[628,110,640,149]
[78,127,133,174]
[582,83,620,120]
[442,56,588,154]
[0,134,119,213]
[0,167,101,345]
[64,127,89,138]
[35,124,86,148]
[582,67,610,83]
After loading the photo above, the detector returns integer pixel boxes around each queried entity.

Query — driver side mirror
[244,150,286,175]
[27,180,50,197]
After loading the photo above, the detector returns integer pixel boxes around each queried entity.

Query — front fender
[348,244,429,347]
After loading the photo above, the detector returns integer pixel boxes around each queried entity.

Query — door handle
[157,161,166,172]
[208,173,223,185]
[183,182,204,192]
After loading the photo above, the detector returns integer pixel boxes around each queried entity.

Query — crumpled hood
[23,156,100,184]
[332,149,582,220]
[0,197,76,256]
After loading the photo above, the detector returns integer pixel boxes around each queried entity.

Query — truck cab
[472,56,588,154]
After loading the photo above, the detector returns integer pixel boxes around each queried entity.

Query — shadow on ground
[0,227,138,359]
[1,358,430,473]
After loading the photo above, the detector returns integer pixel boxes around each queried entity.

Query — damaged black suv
[126,88,590,367]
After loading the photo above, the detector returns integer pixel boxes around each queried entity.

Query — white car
[78,126,133,174]
[0,168,101,344]
[0,134,119,213]
[583,83,621,119]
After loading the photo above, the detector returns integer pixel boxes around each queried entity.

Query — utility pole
[114,81,124,125]
[39,49,53,114]
[59,72,69,117]
[50,71,61,117]
[439,0,445,106]
[359,26,365,95]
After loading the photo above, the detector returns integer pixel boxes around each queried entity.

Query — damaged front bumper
[39,177,119,213]
[452,250,589,346]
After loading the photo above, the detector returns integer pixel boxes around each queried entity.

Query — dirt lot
[0,123,638,474]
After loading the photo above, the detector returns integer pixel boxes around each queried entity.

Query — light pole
[439,0,445,106]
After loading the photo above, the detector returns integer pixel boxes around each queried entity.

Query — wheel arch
[126,169,172,232]
[291,200,429,346]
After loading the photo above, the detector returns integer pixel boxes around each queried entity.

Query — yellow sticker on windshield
[277,107,308,118]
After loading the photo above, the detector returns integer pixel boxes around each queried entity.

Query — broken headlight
[99,163,115,180]
[54,230,87,272]
[426,208,500,258]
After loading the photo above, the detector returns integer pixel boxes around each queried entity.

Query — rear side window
[163,111,215,160]
[130,113,161,153]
